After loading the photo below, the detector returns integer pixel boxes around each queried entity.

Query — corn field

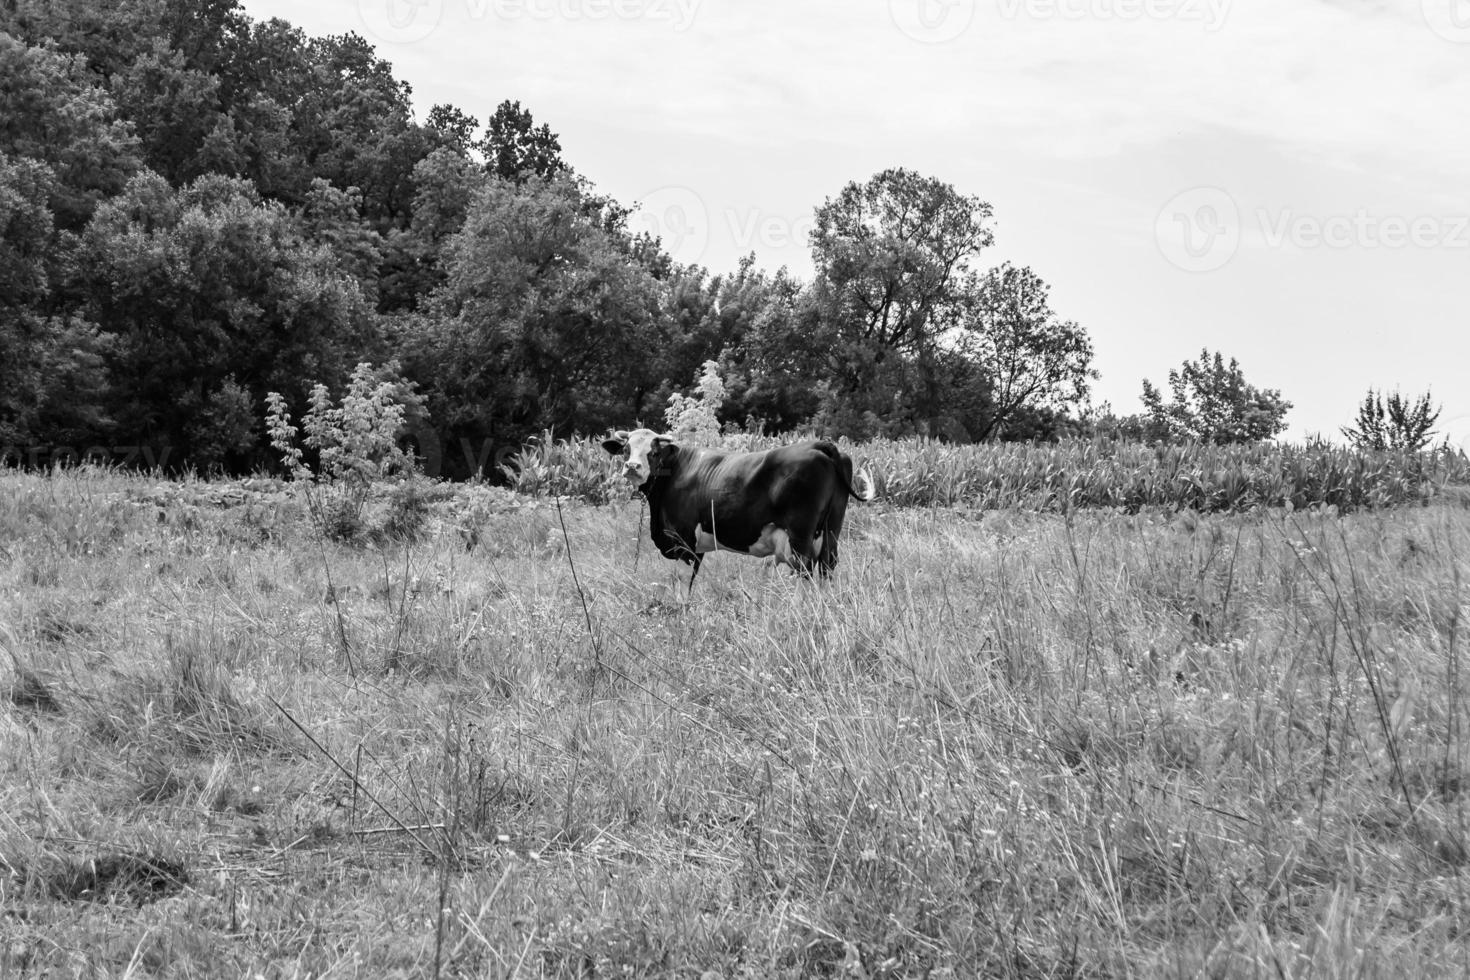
[508,434,1470,513]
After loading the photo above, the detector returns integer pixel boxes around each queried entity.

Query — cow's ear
[601,431,629,455]
[651,435,676,450]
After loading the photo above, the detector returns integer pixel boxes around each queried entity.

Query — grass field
[3,466,1470,977]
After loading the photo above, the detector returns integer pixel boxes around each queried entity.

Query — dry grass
[3,465,1470,977]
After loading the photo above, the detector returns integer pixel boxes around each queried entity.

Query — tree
[109,38,231,184]
[5,0,308,203]
[810,168,992,357]
[294,32,430,227]
[1079,403,1171,443]
[714,266,825,431]
[807,168,994,433]
[958,263,1096,440]
[203,14,313,201]
[379,146,485,311]
[4,0,167,79]
[0,152,114,448]
[298,177,385,293]
[1341,388,1440,451]
[79,170,378,467]
[1140,349,1291,443]
[408,174,666,473]
[476,100,567,184]
[0,33,141,229]
[425,103,478,155]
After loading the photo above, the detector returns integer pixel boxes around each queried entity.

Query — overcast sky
[239,0,1470,447]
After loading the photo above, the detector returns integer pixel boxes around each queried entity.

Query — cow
[601,428,874,589]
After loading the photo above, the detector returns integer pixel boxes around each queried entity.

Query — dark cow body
[602,430,872,586]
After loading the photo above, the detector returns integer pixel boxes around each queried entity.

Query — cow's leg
[819,489,851,576]
[782,525,821,579]
[816,513,839,577]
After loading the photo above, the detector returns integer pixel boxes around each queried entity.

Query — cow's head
[601,428,676,488]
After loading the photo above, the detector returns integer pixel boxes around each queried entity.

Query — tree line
[6,0,1428,479]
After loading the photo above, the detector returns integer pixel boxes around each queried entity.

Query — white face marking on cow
[614,428,669,487]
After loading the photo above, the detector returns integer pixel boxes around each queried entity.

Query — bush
[265,362,421,542]
[379,479,433,542]
[664,360,726,444]
[1342,389,1441,452]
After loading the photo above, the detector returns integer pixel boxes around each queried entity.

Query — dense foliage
[3,0,1457,491]
[1342,388,1442,452]
[0,0,1112,474]
[506,432,1470,513]
[1140,349,1292,444]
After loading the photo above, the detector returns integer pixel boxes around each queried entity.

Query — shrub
[1141,349,1292,444]
[1342,389,1442,452]
[664,360,726,445]
[379,479,433,542]
[265,362,421,542]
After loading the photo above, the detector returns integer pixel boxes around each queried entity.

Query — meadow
[3,454,1470,978]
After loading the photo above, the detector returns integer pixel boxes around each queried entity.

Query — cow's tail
[813,442,875,502]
